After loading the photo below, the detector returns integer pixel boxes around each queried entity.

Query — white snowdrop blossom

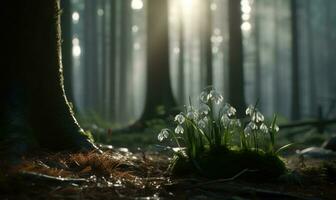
[174,113,185,124]
[245,105,255,116]
[244,126,252,136]
[223,103,237,117]
[252,111,265,123]
[260,123,268,134]
[230,119,242,127]
[197,117,208,129]
[247,122,258,130]
[186,106,199,121]
[158,129,169,142]
[199,104,211,115]
[200,91,209,103]
[208,90,223,104]
[221,115,231,128]
[271,124,280,133]
[175,125,184,134]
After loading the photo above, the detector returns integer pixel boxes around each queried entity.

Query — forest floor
[1,145,336,200]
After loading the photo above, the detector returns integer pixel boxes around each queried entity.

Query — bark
[290,0,300,120]
[97,0,105,116]
[254,0,261,101]
[201,0,213,86]
[108,0,117,121]
[0,0,97,155]
[119,0,132,122]
[60,0,74,102]
[141,0,176,120]
[228,0,246,116]
[273,1,280,112]
[306,0,316,116]
[177,2,185,104]
[83,0,98,113]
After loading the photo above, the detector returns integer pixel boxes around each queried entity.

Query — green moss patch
[171,146,287,181]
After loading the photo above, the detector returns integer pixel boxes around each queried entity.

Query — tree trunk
[0,0,97,155]
[83,0,98,113]
[201,0,213,86]
[306,0,316,117]
[273,1,280,113]
[60,0,74,103]
[119,0,132,123]
[254,0,261,101]
[290,0,300,120]
[96,0,105,116]
[228,0,246,116]
[141,0,176,120]
[108,0,117,121]
[177,2,185,105]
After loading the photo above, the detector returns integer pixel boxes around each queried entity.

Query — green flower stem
[253,131,257,151]
[171,131,181,147]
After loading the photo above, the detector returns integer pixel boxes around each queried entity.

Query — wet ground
[1,146,336,199]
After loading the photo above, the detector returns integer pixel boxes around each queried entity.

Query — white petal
[245,105,254,116]
[260,123,268,133]
[198,119,207,128]
[200,91,209,103]
[175,125,184,134]
[274,124,280,132]
[199,104,211,115]
[175,113,185,124]
[244,126,252,136]
[248,122,258,130]
[158,133,164,141]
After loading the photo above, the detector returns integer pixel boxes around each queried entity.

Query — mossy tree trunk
[0,0,97,155]
[60,0,74,103]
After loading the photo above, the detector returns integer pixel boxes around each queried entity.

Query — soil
[0,147,335,200]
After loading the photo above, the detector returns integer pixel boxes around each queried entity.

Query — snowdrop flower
[197,117,208,129]
[208,89,223,104]
[199,104,211,115]
[175,125,184,134]
[186,106,199,121]
[244,126,252,136]
[252,111,264,123]
[223,103,236,117]
[260,123,268,134]
[200,91,209,103]
[230,119,242,128]
[174,113,185,124]
[158,129,169,141]
[271,124,280,133]
[247,122,258,130]
[221,115,230,128]
[245,105,255,116]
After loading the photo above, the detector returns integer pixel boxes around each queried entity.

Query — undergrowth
[158,87,291,180]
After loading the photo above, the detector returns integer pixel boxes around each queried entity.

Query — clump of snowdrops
[158,87,291,178]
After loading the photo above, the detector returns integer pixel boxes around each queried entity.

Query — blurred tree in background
[68,0,336,129]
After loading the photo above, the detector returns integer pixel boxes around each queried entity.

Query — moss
[83,130,95,142]
[171,146,287,181]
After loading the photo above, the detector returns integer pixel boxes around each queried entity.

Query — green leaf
[275,143,294,154]
[269,114,278,147]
